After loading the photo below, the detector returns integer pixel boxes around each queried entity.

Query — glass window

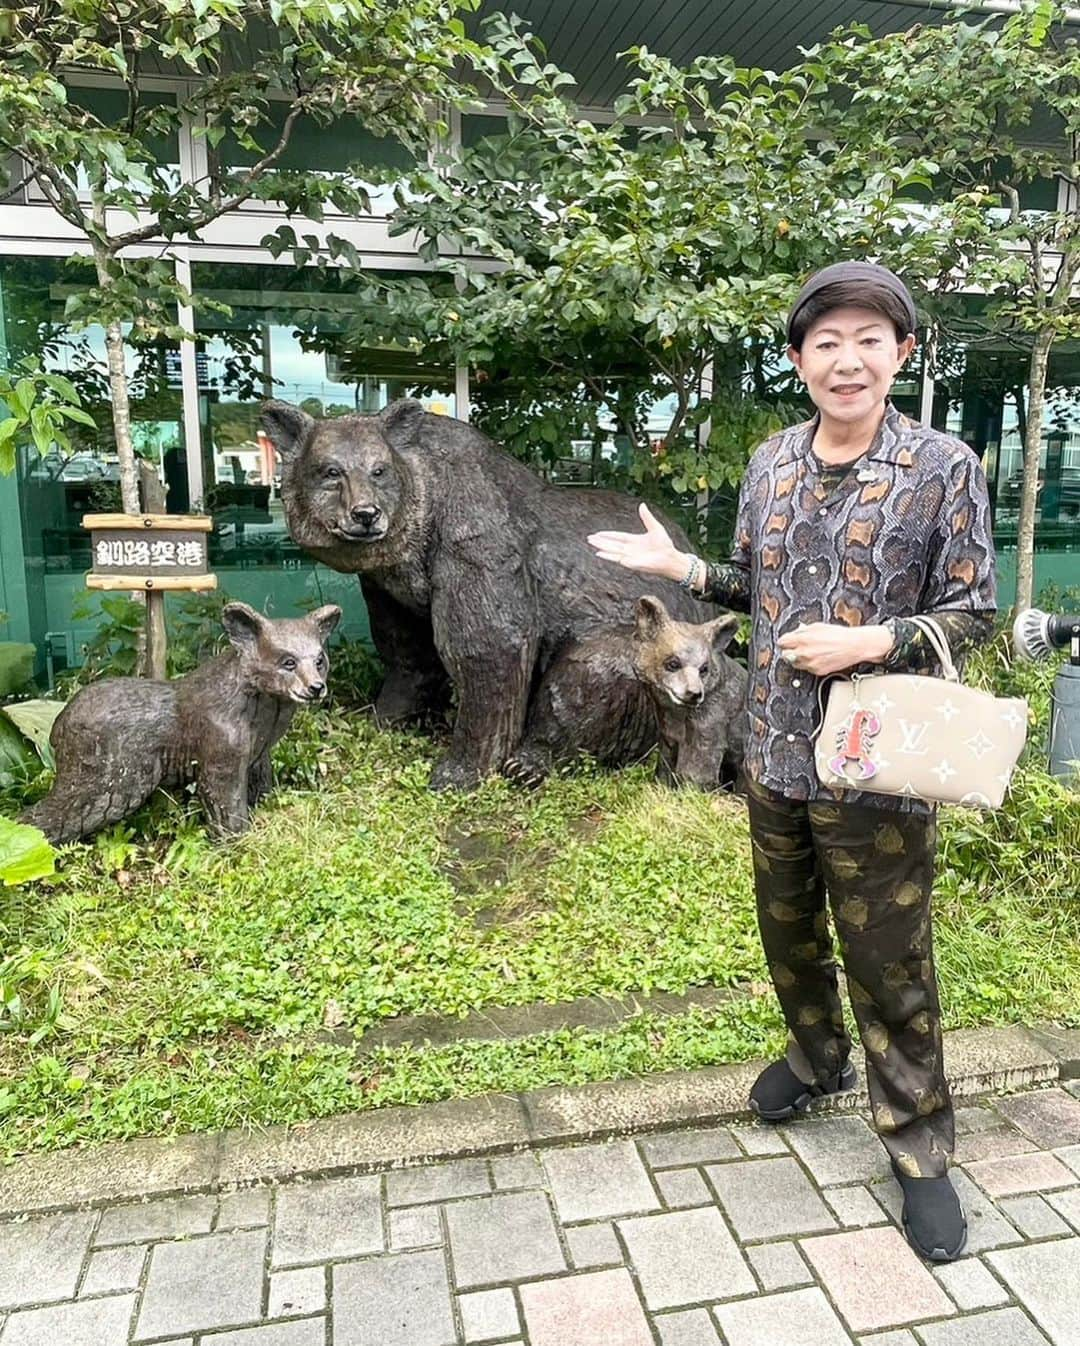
[0,254,185,669]
[929,297,1080,556]
[62,84,181,194]
[215,106,416,213]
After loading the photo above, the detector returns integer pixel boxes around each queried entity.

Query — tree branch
[108,101,306,250]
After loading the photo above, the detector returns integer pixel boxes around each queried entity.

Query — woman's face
[789,305,917,425]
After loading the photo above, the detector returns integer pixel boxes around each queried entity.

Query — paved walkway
[2,1085,1080,1345]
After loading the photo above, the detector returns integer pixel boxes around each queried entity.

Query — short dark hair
[788,279,915,351]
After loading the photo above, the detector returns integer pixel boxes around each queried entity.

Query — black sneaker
[892,1163,968,1262]
[749,1057,858,1122]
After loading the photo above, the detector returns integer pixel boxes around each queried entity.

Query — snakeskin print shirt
[702,402,997,811]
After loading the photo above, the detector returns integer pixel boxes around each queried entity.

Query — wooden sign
[83,514,217,679]
[83,514,216,593]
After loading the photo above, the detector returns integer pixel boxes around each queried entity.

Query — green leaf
[0,817,55,887]
[1,700,64,770]
[57,406,97,429]
[0,716,35,785]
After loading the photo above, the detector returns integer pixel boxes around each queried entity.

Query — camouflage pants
[746,780,953,1178]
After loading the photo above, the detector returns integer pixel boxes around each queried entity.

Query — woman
[588,261,996,1262]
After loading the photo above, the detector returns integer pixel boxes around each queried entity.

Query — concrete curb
[0,1022,1074,1219]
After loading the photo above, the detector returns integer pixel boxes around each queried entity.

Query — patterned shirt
[702,402,997,810]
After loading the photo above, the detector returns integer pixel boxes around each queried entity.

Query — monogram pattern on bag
[816,674,1028,810]
[728,403,997,811]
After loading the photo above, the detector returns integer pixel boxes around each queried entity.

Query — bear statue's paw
[428,757,484,793]
[502,750,551,790]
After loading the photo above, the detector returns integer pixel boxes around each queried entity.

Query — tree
[320,17,971,540]
[819,0,1080,609]
[0,0,478,511]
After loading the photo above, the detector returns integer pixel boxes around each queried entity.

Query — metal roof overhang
[471,0,1080,108]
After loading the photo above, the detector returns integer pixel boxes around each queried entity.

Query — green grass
[0,661,1078,1159]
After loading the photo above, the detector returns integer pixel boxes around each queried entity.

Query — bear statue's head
[221,601,342,703]
[632,596,738,709]
[260,398,426,551]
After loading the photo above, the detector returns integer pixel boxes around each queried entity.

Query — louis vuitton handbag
[814,616,1029,809]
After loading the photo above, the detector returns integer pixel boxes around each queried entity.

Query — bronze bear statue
[22,602,341,842]
[506,597,748,791]
[263,397,713,791]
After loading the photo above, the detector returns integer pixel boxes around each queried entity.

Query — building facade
[1,2,1079,677]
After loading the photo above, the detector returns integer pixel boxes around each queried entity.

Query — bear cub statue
[506,596,747,791]
[23,602,341,843]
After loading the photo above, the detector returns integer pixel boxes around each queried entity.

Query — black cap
[786,261,917,347]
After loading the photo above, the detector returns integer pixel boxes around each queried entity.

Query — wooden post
[145,589,168,680]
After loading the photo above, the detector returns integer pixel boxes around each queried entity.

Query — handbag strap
[909,615,961,683]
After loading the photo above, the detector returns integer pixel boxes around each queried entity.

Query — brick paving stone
[538,1141,657,1227]
[0,1210,95,1309]
[333,1249,456,1346]
[564,1221,622,1269]
[998,1194,1072,1239]
[542,1140,661,1222]
[268,1266,325,1317]
[782,1115,891,1187]
[858,1334,918,1346]
[201,1322,326,1346]
[706,1157,836,1241]
[617,1207,755,1308]
[823,1184,890,1228]
[490,1152,543,1189]
[746,1240,813,1291]
[955,1126,1039,1165]
[96,1194,215,1246]
[730,1125,789,1156]
[932,1257,1009,1310]
[389,1204,443,1250]
[1,1293,137,1346]
[964,1152,1077,1199]
[714,1285,852,1346]
[949,1171,1026,1255]
[519,1268,653,1346]
[1055,1145,1080,1179]
[655,1167,712,1208]
[216,1188,271,1230]
[654,1307,722,1345]
[386,1158,490,1207]
[955,1106,1005,1134]
[640,1126,742,1169]
[445,1191,566,1288]
[915,1307,1051,1346]
[80,1245,146,1296]
[996,1089,1080,1149]
[988,1238,1080,1345]
[133,1228,266,1341]
[1044,1186,1080,1232]
[799,1226,955,1333]
[458,1287,520,1341]
[271,1175,382,1267]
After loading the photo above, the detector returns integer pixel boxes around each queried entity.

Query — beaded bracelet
[679,555,702,592]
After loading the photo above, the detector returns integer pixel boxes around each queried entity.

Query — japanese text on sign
[93,538,204,569]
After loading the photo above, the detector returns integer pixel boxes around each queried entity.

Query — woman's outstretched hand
[587,502,689,583]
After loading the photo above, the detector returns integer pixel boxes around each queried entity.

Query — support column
[0,264,34,648]
[174,250,205,510]
[919,326,937,427]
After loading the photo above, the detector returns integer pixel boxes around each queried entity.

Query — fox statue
[22,602,341,842]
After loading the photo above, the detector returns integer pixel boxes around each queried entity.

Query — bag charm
[829,702,881,781]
